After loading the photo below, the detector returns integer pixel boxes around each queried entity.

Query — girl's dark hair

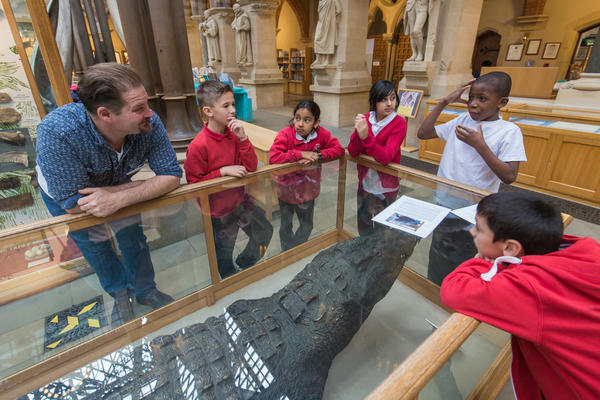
[477,191,563,255]
[289,100,321,125]
[369,80,399,112]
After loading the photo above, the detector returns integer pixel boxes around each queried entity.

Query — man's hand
[228,118,247,141]
[77,187,123,217]
[220,165,248,178]
[443,79,476,105]
[354,114,368,139]
[456,124,486,150]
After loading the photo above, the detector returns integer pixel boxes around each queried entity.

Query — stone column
[236,0,284,110]
[310,0,371,127]
[204,7,241,82]
[402,0,484,147]
[116,0,164,117]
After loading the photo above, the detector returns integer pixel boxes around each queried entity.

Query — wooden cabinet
[419,100,600,205]
[481,66,559,99]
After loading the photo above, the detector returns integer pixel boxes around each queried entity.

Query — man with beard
[36,63,181,326]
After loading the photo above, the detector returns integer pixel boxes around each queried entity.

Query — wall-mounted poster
[542,42,561,59]
[526,39,541,55]
[506,43,524,61]
[397,89,424,119]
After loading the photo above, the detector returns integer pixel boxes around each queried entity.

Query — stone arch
[389,1,407,40]
[276,0,309,41]
[368,7,387,36]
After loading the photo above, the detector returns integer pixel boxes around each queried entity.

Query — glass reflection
[9,0,58,113]
[273,163,322,251]
[354,166,402,236]
[426,190,477,285]
[205,187,273,278]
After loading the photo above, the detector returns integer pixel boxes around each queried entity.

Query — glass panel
[421,324,509,399]
[5,160,506,399]
[0,197,211,378]
[341,159,507,397]
[204,160,339,279]
[8,0,58,113]
[343,160,480,283]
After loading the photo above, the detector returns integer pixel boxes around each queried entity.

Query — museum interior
[0,0,599,399]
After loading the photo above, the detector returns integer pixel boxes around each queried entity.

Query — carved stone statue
[231,3,253,65]
[404,0,429,61]
[311,0,342,68]
[202,16,221,63]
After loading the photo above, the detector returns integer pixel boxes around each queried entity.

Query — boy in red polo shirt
[184,80,272,278]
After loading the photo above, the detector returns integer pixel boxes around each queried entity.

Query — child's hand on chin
[228,118,247,141]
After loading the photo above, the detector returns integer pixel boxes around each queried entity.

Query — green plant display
[0,61,28,91]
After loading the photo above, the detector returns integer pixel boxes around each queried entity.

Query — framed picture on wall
[574,46,590,61]
[526,39,541,55]
[542,42,561,59]
[397,89,424,119]
[506,43,524,61]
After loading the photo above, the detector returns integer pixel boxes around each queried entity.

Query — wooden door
[472,31,501,77]
[370,35,388,83]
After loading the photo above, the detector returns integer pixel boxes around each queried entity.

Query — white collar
[368,111,396,135]
[296,130,318,143]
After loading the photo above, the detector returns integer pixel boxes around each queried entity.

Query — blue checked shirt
[36,102,182,210]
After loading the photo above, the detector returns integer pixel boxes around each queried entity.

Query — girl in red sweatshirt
[348,80,407,235]
[269,100,344,251]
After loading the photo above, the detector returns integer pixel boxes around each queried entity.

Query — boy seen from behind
[441,192,600,400]
[184,81,273,278]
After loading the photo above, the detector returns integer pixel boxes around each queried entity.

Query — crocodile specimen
[23,228,418,399]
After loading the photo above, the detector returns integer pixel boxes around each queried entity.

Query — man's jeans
[41,190,156,297]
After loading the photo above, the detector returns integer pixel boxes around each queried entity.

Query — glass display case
[0,153,528,399]
[419,99,600,205]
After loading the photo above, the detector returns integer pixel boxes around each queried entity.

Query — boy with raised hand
[417,71,526,192]
[441,191,600,400]
[184,80,272,278]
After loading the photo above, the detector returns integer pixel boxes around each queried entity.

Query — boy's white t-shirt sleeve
[497,124,528,162]
[434,114,462,141]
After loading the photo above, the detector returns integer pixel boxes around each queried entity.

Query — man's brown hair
[77,62,144,115]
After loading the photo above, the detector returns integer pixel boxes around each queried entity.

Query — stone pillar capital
[191,14,205,24]
[204,7,235,21]
[238,0,278,15]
